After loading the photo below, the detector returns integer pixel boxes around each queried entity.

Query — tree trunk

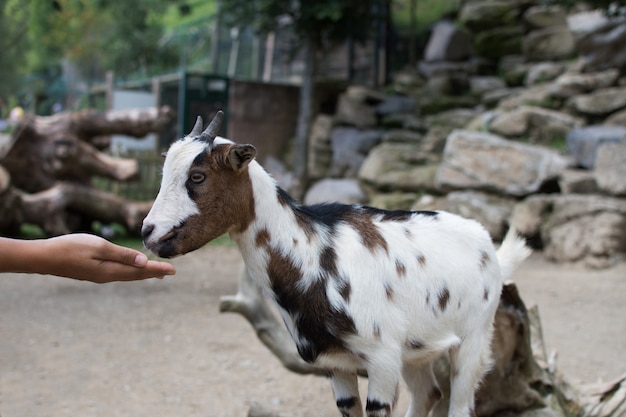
[292,36,316,200]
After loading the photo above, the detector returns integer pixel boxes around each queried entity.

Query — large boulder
[304,178,367,205]
[576,19,626,73]
[329,127,383,178]
[474,27,524,60]
[569,87,626,116]
[594,141,626,196]
[435,130,567,197]
[565,125,626,169]
[358,142,439,193]
[412,191,515,240]
[424,20,473,62]
[488,106,584,145]
[510,194,626,268]
[549,68,619,99]
[523,26,575,61]
[459,0,519,32]
[524,5,568,29]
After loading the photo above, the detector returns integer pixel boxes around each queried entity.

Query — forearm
[0,237,49,274]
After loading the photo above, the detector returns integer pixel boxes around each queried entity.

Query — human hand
[37,234,176,283]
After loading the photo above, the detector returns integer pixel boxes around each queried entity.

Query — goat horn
[202,110,224,139]
[189,116,203,136]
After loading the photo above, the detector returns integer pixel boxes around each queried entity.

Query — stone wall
[304,3,626,268]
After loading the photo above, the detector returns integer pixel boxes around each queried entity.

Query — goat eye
[190,172,205,183]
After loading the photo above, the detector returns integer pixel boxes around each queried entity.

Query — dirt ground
[1,245,625,417]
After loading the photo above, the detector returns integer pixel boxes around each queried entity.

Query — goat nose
[141,224,155,240]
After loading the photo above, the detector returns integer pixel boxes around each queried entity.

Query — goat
[142,111,531,417]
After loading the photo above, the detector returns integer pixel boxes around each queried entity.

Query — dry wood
[0,107,173,236]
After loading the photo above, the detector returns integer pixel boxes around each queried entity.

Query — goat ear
[227,144,256,171]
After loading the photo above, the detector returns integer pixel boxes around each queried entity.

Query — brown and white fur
[142,111,531,417]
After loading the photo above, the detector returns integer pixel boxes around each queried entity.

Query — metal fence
[92,151,163,202]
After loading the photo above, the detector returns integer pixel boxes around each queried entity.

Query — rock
[459,1,519,32]
[376,94,415,116]
[469,76,507,97]
[594,141,626,196]
[558,169,598,194]
[524,5,567,30]
[368,192,419,211]
[511,194,626,268]
[303,178,367,205]
[482,87,520,108]
[497,84,557,111]
[509,194,554,236]
[424,20,473,62]
[488,106,584,145]
[435,130,567,197]
[425,108,480,129]
[567,9,609,36]
[569,87,626,116]
[524,62,566,86]
[307,114,334,179]
[358,142,439,192]
[577,19,626,73]
[474,27,524,60]
[380,113,427,132]
[566,125,626,168]
[329,127,383,178]
[412,190,515,240]
[604,108,626,126]
[499,55,531,86]
[344,85,387,104]
[523,26,575,61]
[550,68,619,99]
[334,93,377,129]
[381,129,423,143]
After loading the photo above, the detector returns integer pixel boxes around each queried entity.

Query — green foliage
[392,0,459,33]
[0,0,29,97]
[221,0,381,47]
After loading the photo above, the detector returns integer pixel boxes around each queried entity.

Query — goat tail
[496,227,532,282]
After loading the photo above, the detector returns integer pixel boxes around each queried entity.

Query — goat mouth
[158,229,179,245]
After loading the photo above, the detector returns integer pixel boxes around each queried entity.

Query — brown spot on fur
[266,247,356,363]
[438,287,450,312]
[395,259,406,278]
[483,287,489,301]
[373,324,381,340]
[338,279,351,302]
[344,214,388,254]
[406,338,425,349]
[385,283,394,301]
[417,254,426,267]
[427,386,443,410]
[426,291,430,305]
[404,227,412,239]
[255,228,270,248]
[479,250,490,270]
[320,246,338,276]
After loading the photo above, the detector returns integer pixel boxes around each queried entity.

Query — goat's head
[142,111,257,258]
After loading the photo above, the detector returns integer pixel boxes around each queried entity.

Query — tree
[221,0,385,198]
[0,0,29,99]
[0,0,182,110]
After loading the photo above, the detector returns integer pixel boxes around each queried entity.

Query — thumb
[101,240,148,267]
